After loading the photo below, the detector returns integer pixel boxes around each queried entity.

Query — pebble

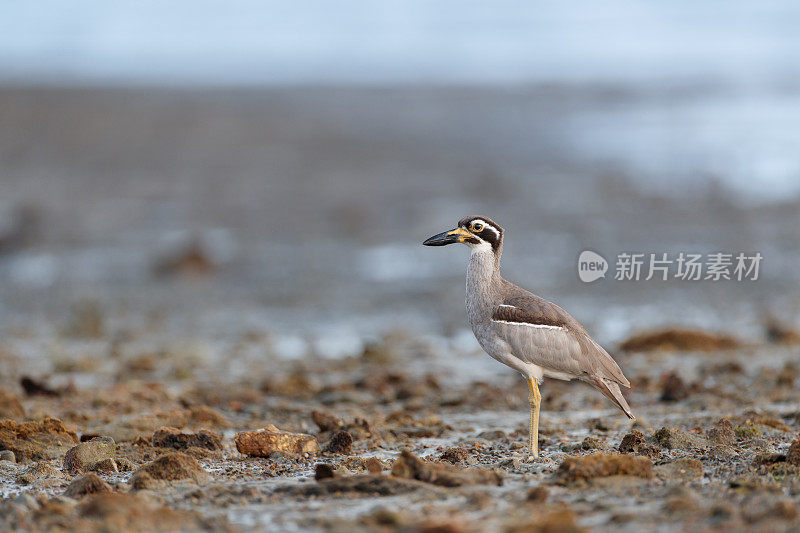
[235,425,319,457]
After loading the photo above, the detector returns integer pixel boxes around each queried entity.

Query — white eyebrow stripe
[492,319,565,331]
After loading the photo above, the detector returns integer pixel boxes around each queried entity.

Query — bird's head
[423,216,504,255]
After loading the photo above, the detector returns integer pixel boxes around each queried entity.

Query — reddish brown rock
[65,473,112,498]
[130,452,210,485]
[556,453,654,484]
[391,450,502,487]
[325,430,353,454]
[0,416,78,461]
[152,427,222,451]
[63,437,116,474]
[235,425,319,457]
[618,430,660,458]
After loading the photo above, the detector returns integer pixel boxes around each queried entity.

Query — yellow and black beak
[423,227,472,246]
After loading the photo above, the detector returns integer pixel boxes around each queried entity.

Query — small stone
[364,457,384,474]
[581,436,605,450]
[314,464,336,481]
[498,457,521,470]
[311,410,343,432]
[65,473,112,498]
[130,452,209,484]
[556,453,654,484]
[234,425,319,457]
[326,431,353,454]
[63,437,116,474]
[152,427,222,451]
[440,447,475,466]
[91,458,118,474]
[0,450,15,462]
[618,430,660,458]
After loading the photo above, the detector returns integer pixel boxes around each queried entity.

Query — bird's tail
[591,378,635,420]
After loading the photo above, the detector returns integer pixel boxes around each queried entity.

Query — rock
[787,439,800,466]
[364,457,384,473]
[326,430,353,454]
[234,425,319,457]
[619,328,740,353]
[130,452,209,485]
[0,450,15,462]
[618,430,660,458]
[91,458,119,474]
[659,372,690,402]
[152,427,222,451]
[16,461,65,486]
[314,464,336,480]
[391,450,502,487]
[64,473,112,498]
[707,418,735,446]
[63,437,116,474]
[526,485,549,502]
[0,417,79,461]
[580,436,605,450]
[556,453,654,484]
[311,410,343,432]
[0,390,25,419]
[655,457,704,481]
[653,427,706,450]
[440,447,475,466]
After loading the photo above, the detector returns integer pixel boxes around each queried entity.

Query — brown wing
[492,284,631,389]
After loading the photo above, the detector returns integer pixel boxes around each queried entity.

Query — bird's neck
[467,247,501,302]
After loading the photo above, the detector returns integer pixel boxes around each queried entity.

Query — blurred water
[1,1,799,87]
[0,3,799,352]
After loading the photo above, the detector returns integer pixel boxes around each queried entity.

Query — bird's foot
[524,452,539,462]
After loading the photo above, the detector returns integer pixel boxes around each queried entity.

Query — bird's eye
[471,223,484,232]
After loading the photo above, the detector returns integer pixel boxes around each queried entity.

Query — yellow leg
[526,377,541,459]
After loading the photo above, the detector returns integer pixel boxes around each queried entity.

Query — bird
[423,216,633,459]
